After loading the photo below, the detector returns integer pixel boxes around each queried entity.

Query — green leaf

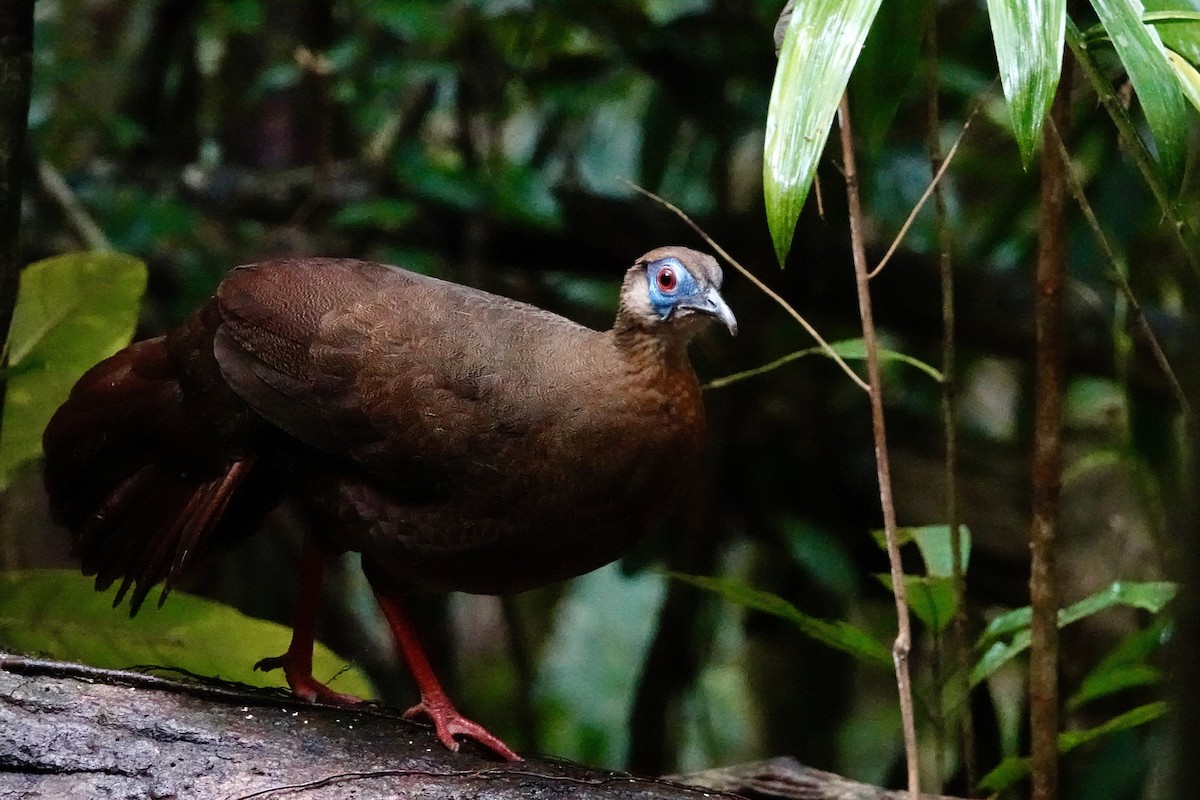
[672,573,893,669]
[764,0,884,264]
[535,564,666,767]
[0,253,147,489]
[978,702,1168,793]
[849,0,927,154]
[1089,0,1190,188]
[987,0,1066,165]
[0,569,375,698]
[972,581,1177,685]
[704,338,942,390]
[1070,664,1163,708]
[878,574,959,633]
[872,524,972,578]
[1068,618,1170,708]
[1166,48,1200,111]
[826,339,945,381]
[782,518,860,601]
[332,198,420,232]
[1144,4,1200,64]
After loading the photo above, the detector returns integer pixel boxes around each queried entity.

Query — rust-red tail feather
[43,337,253,614]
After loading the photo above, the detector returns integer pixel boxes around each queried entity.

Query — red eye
[656,266,677,292]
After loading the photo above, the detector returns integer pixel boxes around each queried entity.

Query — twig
[36,158,111,251]
[626,183,870,393]
[869,104,977,280]
[836,94,920,800]
[1029,54,1072,800]
[923,11,975,791]
[1046,118,1192,422]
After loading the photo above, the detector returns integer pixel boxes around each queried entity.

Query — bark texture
[0,655,968,800]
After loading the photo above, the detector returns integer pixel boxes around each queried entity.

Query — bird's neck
[609,322,693,374]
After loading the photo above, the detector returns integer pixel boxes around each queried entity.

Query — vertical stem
[0,1,34,571]
[0,0,34,352]
[923,4,975,791]
[837,95,920,800]
[1029,53,1072,800]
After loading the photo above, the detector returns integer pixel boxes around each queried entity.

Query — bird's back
[209,258,706,592]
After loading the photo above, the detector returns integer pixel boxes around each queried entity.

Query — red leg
[255,536,361,705]
[369,579,521,761]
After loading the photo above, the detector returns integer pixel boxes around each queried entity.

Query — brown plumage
[42,246,736,759]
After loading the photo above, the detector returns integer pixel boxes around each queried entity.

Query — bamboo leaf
[971,581,1177,685]
[1166,48,1200,111]
[1089,0,1190,188]
[672,573,893,669]
[986,0,1066,165]
[764,0,884,264]
[979,702,1168,793]
[1143,3,1200,64]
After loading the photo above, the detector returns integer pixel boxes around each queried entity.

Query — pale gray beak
[682,287,738,336]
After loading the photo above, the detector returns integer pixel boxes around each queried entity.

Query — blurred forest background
[0,1,1196,798]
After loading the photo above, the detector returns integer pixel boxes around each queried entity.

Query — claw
[255,652,362,706]
[404,695,521,761]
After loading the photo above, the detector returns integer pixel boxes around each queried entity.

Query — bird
[42,246,736,761]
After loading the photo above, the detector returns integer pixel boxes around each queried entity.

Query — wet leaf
[986,0,1066,165]
[1090,0,1190,188]
[765,0,884,264]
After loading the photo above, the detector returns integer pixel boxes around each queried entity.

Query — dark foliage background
[0,1,1192,798]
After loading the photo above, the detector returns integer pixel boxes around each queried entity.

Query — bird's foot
[255,653,363,705]
[404,695,521,761]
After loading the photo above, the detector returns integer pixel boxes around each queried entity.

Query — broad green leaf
[979,702,1168,793]
[0,253,147,489]
[1166,48,1200,111]
[535,564,665,767]
[987,0,1066,166]
[1143,4,1200,63]
[764,0,884,264]
[849,0,927,154]
[1090,0,1190,188]
[704,338,942,390]
[972,581,1177,685]
[872,524,972,578]
[782,518,860,601]
[877,574,959,633]
[1069,664,1163,708]
[1068,618,1171,708]
[0,569,374,698]
[672,573,893,669]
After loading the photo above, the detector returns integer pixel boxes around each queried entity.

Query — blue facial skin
[645,257,702,320]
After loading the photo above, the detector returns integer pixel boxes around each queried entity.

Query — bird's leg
[369,580,522,761]
[254,535,361,705]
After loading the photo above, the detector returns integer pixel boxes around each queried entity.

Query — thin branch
[1046,118,1192,422]
[837,94,920,800]
[1029,54,1072,800]
[869,104,977,280]
[923,8,975,791]
[36,158,111,251]
[627,183,870,393]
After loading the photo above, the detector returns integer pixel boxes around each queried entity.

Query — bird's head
[616,246,737,339]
